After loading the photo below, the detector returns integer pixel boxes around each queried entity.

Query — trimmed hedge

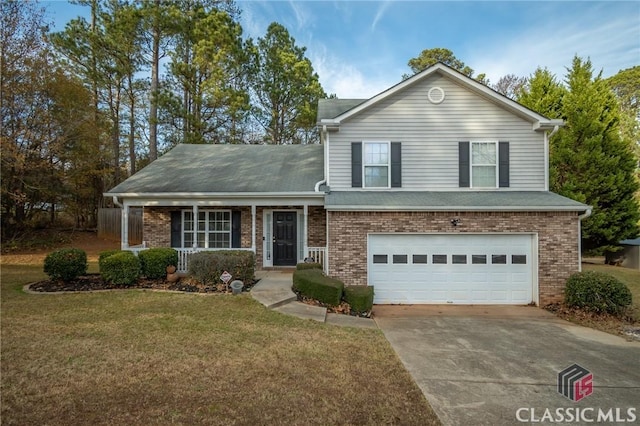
[188,250,255,284]
[100,251,140,286]
[98,250,125,269]
[139,248,179,279]
[296,262,323,271]
[44,248,88,281]
[564,271,632,315]
[344,286,374,314]
[293,269,344,307]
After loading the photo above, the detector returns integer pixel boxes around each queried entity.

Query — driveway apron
[374,306,640,426]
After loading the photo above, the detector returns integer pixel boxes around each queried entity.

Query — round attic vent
[428,86,445,104]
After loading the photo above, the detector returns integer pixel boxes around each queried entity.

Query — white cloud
[468,6,639,83]
[310,46,399,98]
[371,0,392,32]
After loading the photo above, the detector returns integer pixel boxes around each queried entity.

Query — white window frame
[470,141,498,188]
[363,141,391,188]
[182,209,232,249]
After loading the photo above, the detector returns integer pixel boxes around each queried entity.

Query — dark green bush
[296,262,323,270]
[188,250,255,284]
[564,271,632,315]
[43,248,87,281]
[98,250,125,270]
[139,248,179,279]
[100,251,140,286]
[292,269,344,307]
[344,286,374,314]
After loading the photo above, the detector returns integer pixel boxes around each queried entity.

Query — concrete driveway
[374,306,640,426]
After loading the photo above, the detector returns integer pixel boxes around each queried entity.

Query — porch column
[251,205,256,252]
[121,203,129,250]
[303,204,308,261]
[192,204,198,248]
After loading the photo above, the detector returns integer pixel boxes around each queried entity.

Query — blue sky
[46,1,639,98]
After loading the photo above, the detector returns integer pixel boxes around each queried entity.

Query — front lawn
[1,261,439,425]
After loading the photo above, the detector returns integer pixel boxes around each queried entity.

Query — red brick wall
[327,211,580,306]
[143,206,327,271]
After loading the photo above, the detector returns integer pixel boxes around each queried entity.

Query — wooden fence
[98,208,143,244]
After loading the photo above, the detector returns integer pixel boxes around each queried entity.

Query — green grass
[582,263,640,321]
[1,261,439,425]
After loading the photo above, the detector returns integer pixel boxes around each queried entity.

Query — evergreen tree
[554,57,639,250]
[250,22,325,144]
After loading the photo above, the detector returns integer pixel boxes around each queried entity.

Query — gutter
[112,196,123,208]
[104,191,325,199]
[325,205,591,212]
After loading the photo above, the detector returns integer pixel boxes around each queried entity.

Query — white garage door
[369,234,535,305]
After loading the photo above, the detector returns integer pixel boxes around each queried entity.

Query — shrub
[100,251,140,286]
[293,269,344,307]
[98,250,124,269]
[564,271,632,315]
[139,248,179,279]
[188,250,255,284]
[296,262,323,271]
[344,286,374,314]
[43,248,87,281]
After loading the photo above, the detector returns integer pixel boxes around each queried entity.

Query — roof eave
[106,191,325,199]
[325,205,590,212]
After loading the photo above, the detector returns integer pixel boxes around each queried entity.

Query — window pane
[433,254,447,264]
[472,255,487,264]
[413,255,428,264]
[197,232,206,248]
[184,232,193,248]
[373,255,388,264]
[472,143,496,165]
[512,255,527,264]
[393,255,408,264]
[492,255,507,264]
[472,165,496,187]
[365,143,388,165]
[452,255,467,264]
[365,166,388,187]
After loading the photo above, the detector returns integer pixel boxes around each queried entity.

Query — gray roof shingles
[317,99,365,121]
[325,191,589,211]
[107,144,324,194]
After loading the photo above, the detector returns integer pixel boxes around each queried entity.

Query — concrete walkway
[251,271,377,329]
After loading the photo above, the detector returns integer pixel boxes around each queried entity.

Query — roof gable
[318,63,562,130]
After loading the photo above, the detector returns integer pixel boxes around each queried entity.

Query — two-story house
[106,63,590,306]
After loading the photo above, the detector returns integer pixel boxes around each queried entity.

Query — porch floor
[251,271,377,329]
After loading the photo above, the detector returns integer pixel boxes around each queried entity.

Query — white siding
[328,74,546,190]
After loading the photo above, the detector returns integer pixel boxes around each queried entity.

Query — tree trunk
[148,0,159,160]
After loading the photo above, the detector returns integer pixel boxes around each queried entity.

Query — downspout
[544,125,560,191]
[112,196,128,250]
[577,207,593,272]
[314,125,328,192]
[112,195,123,208]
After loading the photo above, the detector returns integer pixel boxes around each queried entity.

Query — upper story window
[471,142,497,188]
[364,142,390,188]
[183,210,231,248]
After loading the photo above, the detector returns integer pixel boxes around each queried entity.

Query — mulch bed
[545,303,640,341]
[293,290,373,318]
[28,274,256,294]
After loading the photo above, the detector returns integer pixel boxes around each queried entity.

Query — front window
[364,142,389,188]
[182,210,231,248]
[471,142,497,188]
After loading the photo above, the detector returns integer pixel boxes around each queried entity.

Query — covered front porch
[116,196,327,274]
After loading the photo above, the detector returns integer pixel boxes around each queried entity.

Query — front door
[273,211,297,266]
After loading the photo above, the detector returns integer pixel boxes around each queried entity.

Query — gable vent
[428,86,445,104]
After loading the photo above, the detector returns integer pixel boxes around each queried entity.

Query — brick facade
[327,211,580,306]
[142,205,327,271]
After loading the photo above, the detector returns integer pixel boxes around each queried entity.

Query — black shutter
[170,211,182,248]
[351,142,362,188]
[231,210,241,248]
[459,141,470,188]
[499,141,510,188]
[391,142,402,188]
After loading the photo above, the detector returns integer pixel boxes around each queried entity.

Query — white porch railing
[307,247,328,273]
